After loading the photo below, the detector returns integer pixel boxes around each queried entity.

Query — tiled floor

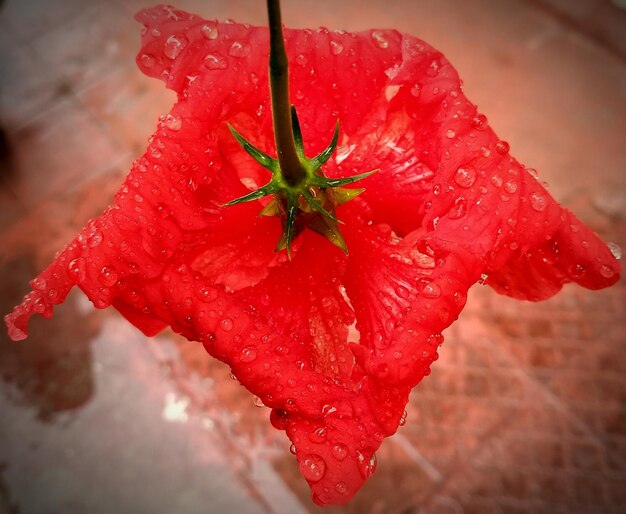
[0,1,624,513]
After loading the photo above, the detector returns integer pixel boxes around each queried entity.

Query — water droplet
[220,318,234,332]
[504,180,518,194]
[581,240,590,249]
[150,147,162,159]
[99,266,118,287]
[299,454,326,483]
[229,41,251,58]
[448,197,466,219]
[201,24,218,40]
[240,345,257,362]
[295,54,307,66]
[495,140,510,154]
[335,482,347,494]
[330,40,344,55]
[490,175,503,188]
[569,264,585,278]
[526,167,539,179]
[289,444,297,455]
[530,192,547,212]
[356,451,377,479]
[471,114,487,130]
[332,443,348,461]
[87,230,103,248]
[607,242,622,260]
[164,34,188,60]
[599,265,615,279]
[32,277,47,290]
[454,167,476,188]
[422,282,441,298]
[426,60,440,77]
[253,396,265,407]
[410,83,421,97]
[371,30,389,48]
[140,53,156,68]
[163,114,182,131]
[67,257,84,279]
[446,129,456,139]
[204,53,227,70]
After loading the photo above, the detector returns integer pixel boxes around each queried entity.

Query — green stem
[267,0,306,187]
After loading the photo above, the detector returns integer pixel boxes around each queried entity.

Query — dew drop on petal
[599,265,615,279]
[240,345,257,363]
[427,60,440,77]
[299,454,326,483]
[330,40,344,55]
[228,41,251,58]
[253,395,265,407]
[32,277,47,290]
[163,114,182,131]
[471,114,487,130]
[371,30,389,48]
[530,192,547,212]
[504,180,518,194]
[490,175,503,188]
[331,443,348,461]
[607,242,622,260]
[495,140,510,154]
[87,230,103,248]
[335,482,347,494]
[164,34,188,60]
[295,54,307,66]
[526,167,539,179]
[201,24,218,40]
[446,128,456,139]
[99,266,118,287]
[220,317,234,332]
[569,264,585,278]
[422,282,441,298]
[140,53,156,68]
[410,83,421,97]
[454,167,476,188]
[204,53,227,70]
[356,451,377,479]
[289,444,297,455]
[67,257,84,279]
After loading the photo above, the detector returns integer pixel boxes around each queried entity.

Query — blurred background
[0,0,625,513]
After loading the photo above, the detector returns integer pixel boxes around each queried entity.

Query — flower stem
[267,0,306,187]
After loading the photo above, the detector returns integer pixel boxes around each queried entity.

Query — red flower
[4,5,620,506]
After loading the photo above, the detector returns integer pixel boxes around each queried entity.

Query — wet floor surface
[1,1,625,513]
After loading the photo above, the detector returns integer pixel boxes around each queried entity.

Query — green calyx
[224,106,376,257]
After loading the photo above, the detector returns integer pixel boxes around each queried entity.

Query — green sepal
[317,169,378,188]
[302,189,342,224]
[290,105,305,159]
[223,183,275,207]
[332,187,365,205]
[309,121,340,170]
[258,197,280,217]
[283,194,299,259]
[227,123,278,173]
[308,215,348,254]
